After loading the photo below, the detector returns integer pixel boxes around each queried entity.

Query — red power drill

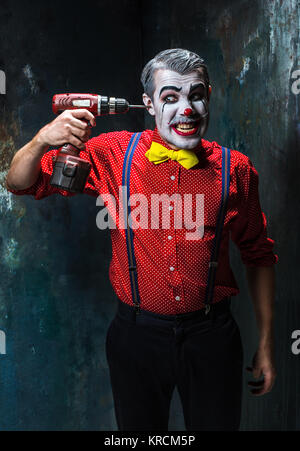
[50,93,145,193]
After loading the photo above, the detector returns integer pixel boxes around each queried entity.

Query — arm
[246,265,276,395]
[6,109,96,191]
[230,155,278,395]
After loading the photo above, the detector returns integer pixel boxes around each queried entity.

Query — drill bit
[129,104,147,109]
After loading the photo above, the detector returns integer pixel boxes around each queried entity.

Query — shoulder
[210,140,257,176]
[229,148,255,172]
[209,140,251,167]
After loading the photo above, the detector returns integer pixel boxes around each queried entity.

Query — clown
[6,49,277,431]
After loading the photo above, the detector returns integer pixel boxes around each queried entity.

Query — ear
[142,93,155,116]
[207,85,212,102]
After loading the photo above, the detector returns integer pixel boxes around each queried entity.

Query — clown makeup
[143,69,210,150]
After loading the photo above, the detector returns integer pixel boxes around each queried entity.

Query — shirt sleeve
[7,134,110,200]
[230,157,278,266]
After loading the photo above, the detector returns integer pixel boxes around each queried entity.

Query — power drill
[49,93,146,193]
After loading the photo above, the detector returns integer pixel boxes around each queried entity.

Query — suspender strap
[204,146,231,313]
[122,136,230,315]
[122,132,142,313]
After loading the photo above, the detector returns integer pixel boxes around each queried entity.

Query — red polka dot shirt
[9,128,278,314]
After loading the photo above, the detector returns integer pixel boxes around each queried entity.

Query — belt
[116,296,231,327]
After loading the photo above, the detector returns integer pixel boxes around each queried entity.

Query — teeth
[175,123,196,131]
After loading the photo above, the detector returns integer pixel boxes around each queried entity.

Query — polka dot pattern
[8,128,278,314]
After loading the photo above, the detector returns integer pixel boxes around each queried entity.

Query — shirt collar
[151,127,214,158]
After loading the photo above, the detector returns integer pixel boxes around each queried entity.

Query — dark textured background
[0,0,299,431]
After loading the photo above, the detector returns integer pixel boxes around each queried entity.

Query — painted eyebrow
[159,86,182,97]
[189,82,205,93]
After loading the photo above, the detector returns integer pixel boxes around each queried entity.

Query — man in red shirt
[6,49,277,431]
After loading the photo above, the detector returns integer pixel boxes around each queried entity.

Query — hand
[246,345,276,396]
[36,109,96,150]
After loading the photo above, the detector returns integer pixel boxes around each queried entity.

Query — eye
[190,92,203,102]
[163,94,178,103]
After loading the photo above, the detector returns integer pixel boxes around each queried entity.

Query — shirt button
[168,235,172,240]
[170,175,175,180]
[175,296,181,301]
[169,205,174,211]
[169,266,175,271]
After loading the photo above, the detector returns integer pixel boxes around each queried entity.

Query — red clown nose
[184,108,193,116]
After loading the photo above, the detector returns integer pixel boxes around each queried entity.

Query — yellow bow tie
[145,142,199,170]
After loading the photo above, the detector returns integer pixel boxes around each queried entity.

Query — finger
[247,380,264,387]
[80,127,91,142]
[251,384,269,396]
[68,125,89,141]
[71,109,96,126]
[70,117,90,130]
[251,373,275,396]
[68,135,85,150]
[73,127,91,143]
[250,387,265,396]
[85,127,92,139]
[72,127,86,139]
[252,367,262,379]
[64,123,90,146]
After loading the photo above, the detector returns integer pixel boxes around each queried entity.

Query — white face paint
[143,69,210,150]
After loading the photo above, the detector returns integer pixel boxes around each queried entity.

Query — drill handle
[58,143,84,156]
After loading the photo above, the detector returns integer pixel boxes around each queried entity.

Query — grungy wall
[0,0,299,430]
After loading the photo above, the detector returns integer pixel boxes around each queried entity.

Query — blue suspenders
[204,146,231,314]
[122,133,143,312]
[122,133,231,315]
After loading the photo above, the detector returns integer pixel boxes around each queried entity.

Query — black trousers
[105,297,244,431]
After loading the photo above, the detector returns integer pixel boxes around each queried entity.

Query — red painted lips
[171,121,201,136]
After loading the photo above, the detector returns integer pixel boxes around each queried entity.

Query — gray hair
[141,48,210,99]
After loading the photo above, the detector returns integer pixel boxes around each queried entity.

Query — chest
[125,149,239,228]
